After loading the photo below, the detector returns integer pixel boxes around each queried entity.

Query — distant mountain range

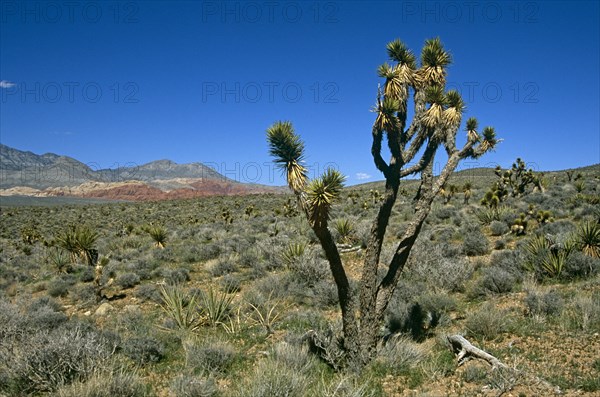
[0,144,281,201]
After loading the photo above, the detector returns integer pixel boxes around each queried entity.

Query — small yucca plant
[247,295,283,336]
[575,221,600,258]
[55,225,99,265]
[525,234,575,278]
[281,242,307,267]
[159,284,201,333]
[148,225,167,248]
[47,247,71,273]
[334,219,356,245]
[198,286,234,328]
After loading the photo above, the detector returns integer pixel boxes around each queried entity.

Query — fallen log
[447,334,507,369]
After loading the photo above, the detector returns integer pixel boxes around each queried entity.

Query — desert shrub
[462,225,490,256]
[55,371,149,397]
[237,247,261,268]
[79,266,95,282]
[135,284,162,303]
[312,279,339,308]
[122,337,165,365]
[184,338,237,375]
[564,251,600,279]
[220,274,242,293]
[27,296,63,313]
[461,364,489,383]
[489,249,524,278]
[434,206,455,221]
[153,246,176,263]
[116,272,141,289]
[418,292,457,315]
[236,357,310,397]
[489,220,509,236]
[182,246,203,264]
[287,250,329,288]
[170,375,218,397]
[209,259,238,277]
[130,260,159,280]
[197,243,222,263]
[537,219,576,236]
[25,304,69,332]
[165,267,191,284]
[0,326,113,394]
[377,335,425,375]
[562,294,600,332]
[494,238,507,250]
[271,342,317,373]
[0,300,24,341]
[428,225,455,243]
[465,303,509,340]
[316,375,379,397]
[407,239,473,292]
[74,284,97,306]
[47,277,70,297]
[476,266,517,296]
[524,290,563,317]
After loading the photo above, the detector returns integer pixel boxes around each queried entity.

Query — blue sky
[1,1,599,186]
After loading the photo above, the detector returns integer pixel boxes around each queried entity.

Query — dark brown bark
[312,225,360,359]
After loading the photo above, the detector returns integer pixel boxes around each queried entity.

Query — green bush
[235,357,310,397]
[116,272,141,289]
[0,326,113,394]
[465,303,509,340]
[489,220,509,236]
[462,225,490,256]
[524,290,563,317]
[377,335,424,375]
[122,337,165,365]
[184,338,237,375]
[56,371,150,397]
[477,266,517,295]
[170,375,218,397]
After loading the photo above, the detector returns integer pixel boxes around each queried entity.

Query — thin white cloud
[0,80,16,89]
[356,172,371,180]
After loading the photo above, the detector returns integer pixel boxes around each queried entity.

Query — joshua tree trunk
[267,37,498,370]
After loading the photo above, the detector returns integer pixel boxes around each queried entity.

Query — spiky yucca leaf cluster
[443,90,465,127]
[374,97,400,132]
[267,123,345,228]
[387,39,416,68]
[480,126,498,151]
[267,121,307,193]
[421,85,446,129]
[306,168,345,228]
[55,225,99,265]
[385,39,416,97]
[466,117,480,143]
[419,37,452,85]
[575,221,600,259]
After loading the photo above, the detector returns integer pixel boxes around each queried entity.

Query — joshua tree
[266,37,498,369]
[463,181,473,204]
